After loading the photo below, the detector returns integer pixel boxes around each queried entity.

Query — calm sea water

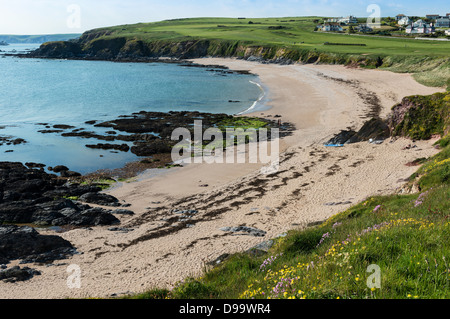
[0,44,266,174]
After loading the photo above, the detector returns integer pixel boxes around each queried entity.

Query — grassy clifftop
[124,92,450,300]
[32,17,450,87]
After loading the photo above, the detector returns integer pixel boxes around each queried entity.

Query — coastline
[0,57,445,299]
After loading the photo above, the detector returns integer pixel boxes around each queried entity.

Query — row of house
[325,15,358,25]
[317,15,358,32]
[317,13,449,34]
[405,19,434,34]
[397,13,450,28]
[317,23,343,32]
[317,23,373,33]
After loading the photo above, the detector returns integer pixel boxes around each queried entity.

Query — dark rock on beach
[220,226,267,237]
[50,165,69,173]
[130,139,172,156]
[78,192,120,207]
[0,225,75,264]
[34,110,293,165]
[0,266,41,283]
[0,162,122,226]
[25,162,46,169]
[326,117,390,145]
[60,170,82,178]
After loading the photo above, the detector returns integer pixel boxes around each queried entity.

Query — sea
[0,43,267,174]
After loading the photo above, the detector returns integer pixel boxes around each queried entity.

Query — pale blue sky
[0,0,448,35]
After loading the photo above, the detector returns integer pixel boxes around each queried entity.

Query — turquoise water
[0,44,266,174]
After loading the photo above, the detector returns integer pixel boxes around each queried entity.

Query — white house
[326,15,357,25]
[435,17,450,28]
[318,23,344,32]
[426,14,440,21]
[356,24,373,33]
[326,18,339,23]
[338,16,358,25]
[397,16,411,26]
[405,19,435,34]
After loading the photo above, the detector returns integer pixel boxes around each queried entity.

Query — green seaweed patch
[216,116,270,131]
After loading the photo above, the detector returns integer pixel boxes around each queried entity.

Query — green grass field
[76,17,450,87]
[89,17,450,57]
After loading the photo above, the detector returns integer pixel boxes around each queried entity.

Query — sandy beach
[0,58,445,299]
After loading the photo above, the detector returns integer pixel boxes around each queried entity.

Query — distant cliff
[0,34,81,44]
[28,29,386,68]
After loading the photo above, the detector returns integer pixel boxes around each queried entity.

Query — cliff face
[29,36,387,70]
[387,92,450,140]
[29,41,82,58]
[29,28,383,67]
[30,37,214,61]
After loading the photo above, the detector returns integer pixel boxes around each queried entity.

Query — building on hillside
[435,17,450,28]
[426,14,440,21]
[356,24,373,33]
[397,16,411,26]
[396,14,406,21]
[326,17,339,23]
[405,19,435,34]
[317,23,344,32]
[338,16,358,25]
[326,15,357,25]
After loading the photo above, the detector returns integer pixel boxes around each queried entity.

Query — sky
[0,0,448,35]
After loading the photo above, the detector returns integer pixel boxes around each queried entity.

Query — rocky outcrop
[25,28,378,67]
[0,136,26,146]
[386,93,450,140]
[0,162,122,226]
[78,192,120,207]
[0,266,41,283]
[326,117,391,145]
[30,41,82,58]
[85,143,130,152]
[0,225,75,264]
